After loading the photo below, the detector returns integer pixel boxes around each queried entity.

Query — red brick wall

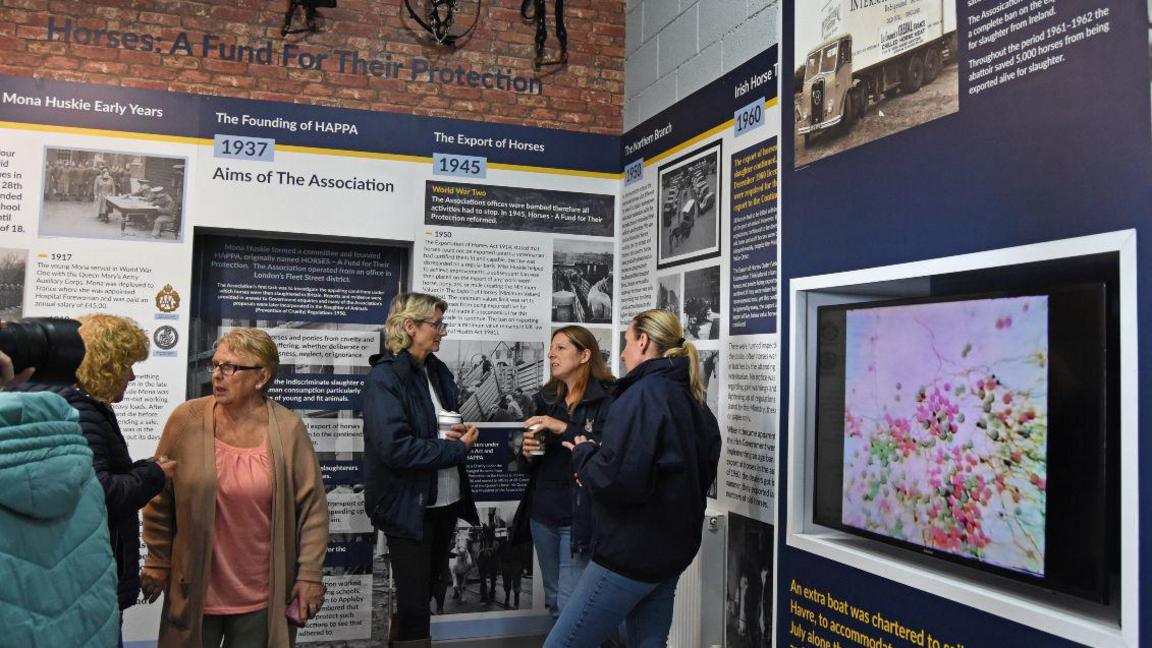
[0,0,625,134]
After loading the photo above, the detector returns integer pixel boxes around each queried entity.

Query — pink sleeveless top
[203,436,273,614]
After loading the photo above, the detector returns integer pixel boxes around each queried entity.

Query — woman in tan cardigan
[141,328,329,647]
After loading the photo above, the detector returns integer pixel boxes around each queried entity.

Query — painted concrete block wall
[624,0,779,130]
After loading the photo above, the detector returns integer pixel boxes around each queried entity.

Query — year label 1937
[214,135,275,162]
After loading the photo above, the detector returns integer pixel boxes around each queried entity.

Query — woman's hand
[139,566,168,603]
[523,415,567,435]
[561,434,592,452]
[291,580,326,620]
[446,423,480,450]
[562,435,593,487]
[0,349,34,388]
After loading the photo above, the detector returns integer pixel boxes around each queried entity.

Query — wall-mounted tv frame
[813,285,1109,601]
[785,232,1136,647]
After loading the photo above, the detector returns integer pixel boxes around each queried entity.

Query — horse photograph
[551,238,614,324]
[428,503,536,616]
[683,265,722,341]
[435,340,547,423]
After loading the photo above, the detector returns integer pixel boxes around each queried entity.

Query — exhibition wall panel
[780,0,1148,644]
[619,45,781,647]
[0,68,619,644]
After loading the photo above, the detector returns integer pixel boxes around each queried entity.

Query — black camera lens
[0,318,85,385]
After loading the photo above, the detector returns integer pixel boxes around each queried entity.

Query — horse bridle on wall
[521,0,568,67]
[402,0,481,47]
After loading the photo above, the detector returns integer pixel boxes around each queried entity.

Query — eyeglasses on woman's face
[207,361,262,377]
[418,319,448,335]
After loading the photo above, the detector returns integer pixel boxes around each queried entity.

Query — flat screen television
[813,283,1113,603]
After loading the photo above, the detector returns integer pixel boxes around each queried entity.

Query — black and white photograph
[552,238,613,324]
[698,349,720,414]
[427,502,536,615]
[657,142,722,269]
[0,248,26,321]
[436,339,547,422]
[39,147,187,242]
[793,0,959,167]
[725,513,774,648]
[683,265,721,341]
[552,325,614,365]
[657,273,682,319]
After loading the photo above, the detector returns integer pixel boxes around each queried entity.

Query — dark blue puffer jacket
[361,349,480,540]
[571,356,721,583]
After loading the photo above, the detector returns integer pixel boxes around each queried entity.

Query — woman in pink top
[142,329,329,647]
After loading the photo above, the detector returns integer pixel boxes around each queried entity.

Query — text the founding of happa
[214,112,358,135]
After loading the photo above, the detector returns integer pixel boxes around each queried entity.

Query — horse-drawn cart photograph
[657,142,722,269]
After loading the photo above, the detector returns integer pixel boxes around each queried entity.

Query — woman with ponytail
[544,309,722,648]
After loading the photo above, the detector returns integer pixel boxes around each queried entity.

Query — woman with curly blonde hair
[8,313,176,642]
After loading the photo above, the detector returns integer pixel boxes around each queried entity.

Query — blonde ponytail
[631,309,706,403]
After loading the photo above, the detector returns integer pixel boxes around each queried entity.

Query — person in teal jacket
[0,390,119,648]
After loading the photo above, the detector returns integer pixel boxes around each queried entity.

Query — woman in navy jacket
[511,325,615,619]
[545,309,722,648]
[362,293,480,648]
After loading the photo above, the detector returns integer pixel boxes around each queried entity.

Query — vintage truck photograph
[794,0,960,166]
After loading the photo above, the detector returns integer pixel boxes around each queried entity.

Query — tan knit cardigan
[142,396,329,647]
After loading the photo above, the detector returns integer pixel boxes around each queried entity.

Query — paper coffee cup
[528,424,545,456]
[438,410,463,440]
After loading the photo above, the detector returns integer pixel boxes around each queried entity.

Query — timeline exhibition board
[0,67,620,647]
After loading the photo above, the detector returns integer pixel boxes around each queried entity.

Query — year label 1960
[734,98,765,137]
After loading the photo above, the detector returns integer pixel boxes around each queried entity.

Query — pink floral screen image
[842,296,1049,576]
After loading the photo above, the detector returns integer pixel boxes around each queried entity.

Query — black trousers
[386,504,459,640]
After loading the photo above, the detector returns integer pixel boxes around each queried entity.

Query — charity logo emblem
[155,284,181,313]
[153,325,179,350]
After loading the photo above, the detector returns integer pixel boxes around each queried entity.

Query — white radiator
[668,511,726,648]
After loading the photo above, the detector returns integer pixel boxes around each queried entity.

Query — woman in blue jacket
[512,325,615,619]
[545,309,722,648]
[361,292,480,648]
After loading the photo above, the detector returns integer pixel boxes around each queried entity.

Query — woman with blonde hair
[511,325,615,618]
[141,328,328,647]
[8,314,175,643]
[545,309,722,648]
[361,292,480,648]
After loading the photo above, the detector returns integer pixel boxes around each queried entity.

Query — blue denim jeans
[543,560,679,648]
[570,547,591,588]
[531,520,572,619]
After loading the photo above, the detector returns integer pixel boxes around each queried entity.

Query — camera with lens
[0,318,85,385]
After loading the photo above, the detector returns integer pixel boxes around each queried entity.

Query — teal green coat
[0,392,119,648]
